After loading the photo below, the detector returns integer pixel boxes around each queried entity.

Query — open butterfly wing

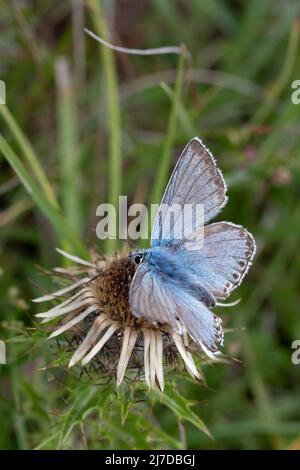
[172,222,256,299]
[151,138,227,246]
[129,263,223,356]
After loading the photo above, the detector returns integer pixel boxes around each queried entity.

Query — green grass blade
[252,20,300,124]
[160,81,197,135]
[149,50,185,205]
[0,134,87,257]
[55,57,83,238]
[10,363,29,449]
[0,104,58,208]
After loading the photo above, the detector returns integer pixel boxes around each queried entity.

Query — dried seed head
[34,249,214,390]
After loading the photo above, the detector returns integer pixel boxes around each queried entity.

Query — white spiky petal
[32,278,90,303]
[117,327,139,387]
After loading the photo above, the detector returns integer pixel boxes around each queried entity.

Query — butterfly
[128,138,256,359]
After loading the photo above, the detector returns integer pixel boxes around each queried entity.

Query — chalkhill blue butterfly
[34,137,256,387]
[128,137,256,359]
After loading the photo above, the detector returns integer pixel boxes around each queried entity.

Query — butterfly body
[129,247,216,307]
[128,137,256,359]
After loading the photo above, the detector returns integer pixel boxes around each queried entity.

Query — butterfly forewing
[151,138,227,246]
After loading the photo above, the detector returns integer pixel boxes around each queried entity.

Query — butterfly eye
[134,254,143,265]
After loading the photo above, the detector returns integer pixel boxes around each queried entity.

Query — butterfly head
[129,249,146,266]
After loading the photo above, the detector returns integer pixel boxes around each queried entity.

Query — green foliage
[1,0,300,450]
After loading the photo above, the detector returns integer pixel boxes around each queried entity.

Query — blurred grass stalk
[252,19,300,124]
[10,355,29,450]
[150,50,185,206]
[0,105,58,208]
[238,203,300,449]
[160,81,197,136]
[71,0,86,95]
[55,57,83,242]
[0,134,87,256]
[137,51,185,247]
[138,51,186,246]
[8,0,44,82]
[87,0,122,253]
[238,22,300,449]
[0,58,87,256]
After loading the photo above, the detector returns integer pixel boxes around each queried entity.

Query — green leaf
[152,383,212,439]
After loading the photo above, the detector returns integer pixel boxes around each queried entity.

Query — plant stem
[150,49,185,206]
[87,0,122,254]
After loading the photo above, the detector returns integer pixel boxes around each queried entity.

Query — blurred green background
[1,0,300,450]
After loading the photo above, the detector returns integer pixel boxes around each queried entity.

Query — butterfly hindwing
[129,262,223,355]
[171,222,256,299]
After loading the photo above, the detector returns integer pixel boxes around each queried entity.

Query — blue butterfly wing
[129,262,223,356]
[171,222,256,299]
[151,137,227,246]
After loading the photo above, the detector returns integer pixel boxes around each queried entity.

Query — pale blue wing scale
[151,137,227,246]
[129,262,223,355]
[129,263,182,332]
[172,222,256,299]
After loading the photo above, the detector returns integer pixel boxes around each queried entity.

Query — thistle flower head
[34,249,209,391]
